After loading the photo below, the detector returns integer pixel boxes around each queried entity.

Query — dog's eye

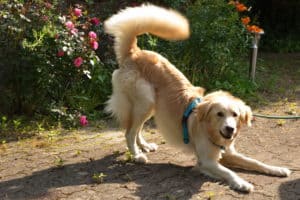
[217,112,224,117]
[233,112,238,117]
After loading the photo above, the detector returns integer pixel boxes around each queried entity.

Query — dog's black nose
[225,126,234,134]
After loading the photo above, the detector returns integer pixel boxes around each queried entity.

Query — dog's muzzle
[220,126,235,139]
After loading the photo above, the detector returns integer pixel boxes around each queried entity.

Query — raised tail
[104,4,190,64]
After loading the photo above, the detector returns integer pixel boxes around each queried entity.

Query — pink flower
[90,40,99,50]
[57,50,64,57]
[65,21,75,30]
[88,31,97,39]
[73,57,83,67]
[74,8,82,17]
[70,28,78,35]
[79,115,88,126]
[90,17,100,26]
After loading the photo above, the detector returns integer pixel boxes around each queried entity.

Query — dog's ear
[240,105,253,127]
[196,101,212,121]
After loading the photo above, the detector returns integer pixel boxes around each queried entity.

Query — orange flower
[241,17,250,25]
[236,2,247,12]
[246,25,264,33]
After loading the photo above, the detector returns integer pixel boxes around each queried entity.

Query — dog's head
[195,91,252,144]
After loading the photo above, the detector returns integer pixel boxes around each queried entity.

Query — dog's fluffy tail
[104,4,190,64]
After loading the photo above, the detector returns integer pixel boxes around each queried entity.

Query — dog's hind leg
[125,121,148,163]
[125,79,155,163]
[137,131,158,153]
[126,105,154,163]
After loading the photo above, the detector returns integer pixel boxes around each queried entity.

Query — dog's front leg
[221,146,291,177]
[194,144,253,192]
[196,159,254,192]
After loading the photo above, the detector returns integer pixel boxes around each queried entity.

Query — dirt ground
[0,53,299,200]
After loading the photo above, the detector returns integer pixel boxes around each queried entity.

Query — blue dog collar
[182,98,202,144]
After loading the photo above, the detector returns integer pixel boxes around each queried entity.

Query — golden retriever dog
[104,4,291,192]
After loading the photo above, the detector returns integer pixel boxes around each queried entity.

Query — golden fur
[104,4,291,192]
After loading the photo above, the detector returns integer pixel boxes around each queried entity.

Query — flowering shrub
[21,4,108,121]
[50,6,102,79]
[0,1,115,126]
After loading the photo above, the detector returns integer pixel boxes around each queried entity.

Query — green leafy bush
[181,0,253,93]
[142,0,256,97]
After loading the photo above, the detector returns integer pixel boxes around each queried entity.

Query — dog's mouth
[219,130,232,140]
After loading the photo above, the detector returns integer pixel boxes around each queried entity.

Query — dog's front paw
[230,178,254,193]
[271,166,291,177]
[134,153,148,163]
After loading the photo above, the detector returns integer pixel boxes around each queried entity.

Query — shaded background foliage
[249,0,300,52]
[0,0,298,127]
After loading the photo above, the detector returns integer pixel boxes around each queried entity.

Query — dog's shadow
[279,178,300,200]
[0,153,210,199]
